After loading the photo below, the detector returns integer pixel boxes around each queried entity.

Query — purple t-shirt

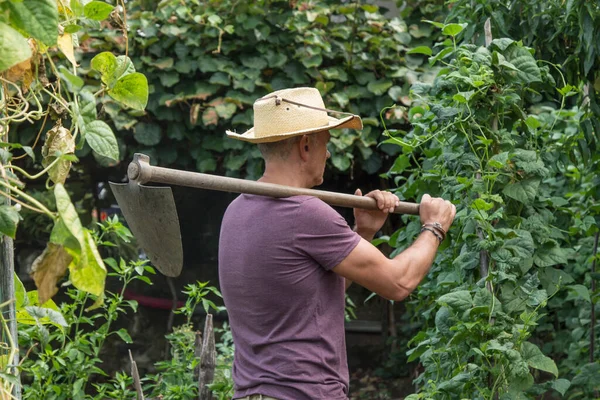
[218,194,361,400]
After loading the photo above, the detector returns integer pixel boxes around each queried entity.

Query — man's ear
[299,135,310,161]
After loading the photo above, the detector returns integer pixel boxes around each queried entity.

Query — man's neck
[259,163,309,188]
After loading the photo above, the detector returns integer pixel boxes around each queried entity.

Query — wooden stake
[198,314,216,400]
[129,350,145,400]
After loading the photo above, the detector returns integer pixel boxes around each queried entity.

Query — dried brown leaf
[31,243,73,304]
[42,124,75,184]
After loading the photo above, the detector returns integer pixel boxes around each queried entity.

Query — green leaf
[0,22,32,73]
[215,102,237,119]
[442,23,467,37]
[367,79,393,95]
[504,45,541,83]
[134,122,161,146]
[91,52,118,87]
[521,341,558,377]
[7,0,58,46]
[491,38,514,51]
[407,46,432,56]
[567,284,591,302]
[108,73,148,110]
[0,205,20,238]
[437,290,472,312]
[502,178,540,204]
[69,230,106,298]
[58,65,84,92]
[85,121,119,161]
[534,246,570,267]
[54,184,85,255]
[115,328,132,343]
[83,1,114,21]
[551,379,571,396]
[14,273,27,310]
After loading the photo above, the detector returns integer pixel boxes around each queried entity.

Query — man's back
[218,194,360,400]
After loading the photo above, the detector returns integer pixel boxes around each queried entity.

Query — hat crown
[253,87,329,139]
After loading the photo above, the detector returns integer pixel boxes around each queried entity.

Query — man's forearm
[391,230,440,295]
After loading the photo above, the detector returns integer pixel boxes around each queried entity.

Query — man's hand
[419,194,456,232]
[353,189,399,240]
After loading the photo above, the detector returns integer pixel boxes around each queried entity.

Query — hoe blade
[109,181,183,277]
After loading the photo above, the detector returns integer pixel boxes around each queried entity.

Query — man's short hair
[257,135,303,161]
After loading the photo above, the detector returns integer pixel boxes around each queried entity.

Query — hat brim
[225,115,363,143]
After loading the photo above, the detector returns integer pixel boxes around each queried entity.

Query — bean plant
[381,22,599,399]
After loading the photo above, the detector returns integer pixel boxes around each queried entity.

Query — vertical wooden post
[0,83,21,399]
[198,314,216,400]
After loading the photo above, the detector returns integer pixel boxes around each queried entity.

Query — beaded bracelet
[421,226,443,243]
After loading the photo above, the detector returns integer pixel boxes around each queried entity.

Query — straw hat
[226,87,363,143]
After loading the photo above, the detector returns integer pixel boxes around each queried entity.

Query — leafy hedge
[84,0,441,178]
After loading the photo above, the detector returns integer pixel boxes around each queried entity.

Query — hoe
[109,153,420,277]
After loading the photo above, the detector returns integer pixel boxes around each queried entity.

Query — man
[219,87,456,400]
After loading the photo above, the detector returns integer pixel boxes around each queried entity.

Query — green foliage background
[82,0,442,178]
[2,0,599,398]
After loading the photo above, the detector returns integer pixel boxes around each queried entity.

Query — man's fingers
[355,188,362,196]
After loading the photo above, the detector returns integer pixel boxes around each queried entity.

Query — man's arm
[336,193,456,300]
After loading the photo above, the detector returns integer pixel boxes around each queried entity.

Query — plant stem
[0,180,55,219]
[591,230,598,364]
[8,157,62,181]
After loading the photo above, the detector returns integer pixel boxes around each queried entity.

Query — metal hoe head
[109,155,183,277]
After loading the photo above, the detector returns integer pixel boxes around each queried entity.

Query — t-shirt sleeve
[294,197,362,270]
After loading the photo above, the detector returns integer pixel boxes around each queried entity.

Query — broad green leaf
[407,46,432,56]
[114,55,136,79]
[85,120,119,160]
[502,179,540,204]
[0,205,20,238]
[58,65,84,92]
[551,379,571,396]
[83,1,114,21]
[0,22,32,73]
[491,38,514,51]
[91,52,118,87]
[367,79,393,95]
[69,230,106,298]
[134,122,161,146]
[534,246,571,267]
[504,45,542,83]
[435,306,452,335]
[31,243,73,304]
[17,290,65,327]
[54,184,85,256]
[442,23,466,37]
[71,0,84,16]
[521,341,558,377]
[215,102,237,119]
[50,218,80,251]
[8,0,58,45]
[437,290,472,311]
[567,284,591,302]
[23,305,68,327]
[108,73,148,110]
